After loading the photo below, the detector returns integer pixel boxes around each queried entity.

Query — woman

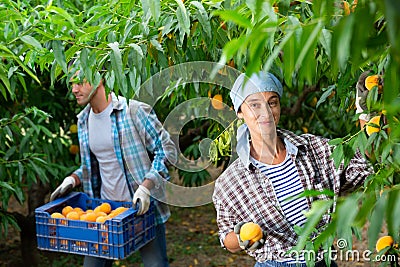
[212,71,373,267]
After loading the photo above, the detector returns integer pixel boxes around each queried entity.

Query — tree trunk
[13,181,49,267]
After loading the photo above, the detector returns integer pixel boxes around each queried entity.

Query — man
[212,71,373,267]
[50,68,176,267]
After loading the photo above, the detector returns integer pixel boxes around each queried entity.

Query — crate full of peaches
[35,192,155,259]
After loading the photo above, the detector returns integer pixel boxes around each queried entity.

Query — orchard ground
[0,204,383,267]
[0,169,387,267]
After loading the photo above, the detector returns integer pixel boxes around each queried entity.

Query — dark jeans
[83,223,169,267]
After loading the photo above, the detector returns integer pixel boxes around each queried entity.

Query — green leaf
[0,83,7,101]
[386,188,400,236]
[52,40,68,74]
[17,74,27,93]
[354,192,376,228]
[4,146,16,160]
[367,195,386,251]
[19,128,34,150]
[191,1,212,39]
[336,16,354,71]
[176,0,190,35]
[0,44,40,84]
[213,10,252,29]
[4,125,13,141]
[335,194,359,248]
[295,200,334,250]
[150,0,161,22]
[221,36,247,60]
[20,35,43,50]
[295,21,322,70]
[264,29,294,73]
[380,143,391,162]
[128,69,138,94]
[320,29,332,59]
[128,43,144,58]
[33,27,56,40]
[330,144,344,169]
[141,0,160,21]
[150,39,163,52]
[13,186,25,204]
[313,222,336,251]
[342,142,355,168]
[0,72,11,99]
[105,70,116,93]
[39,126,53,137]
[383,60,400,107]
[366,86,379,112]
[328,138,343,146]
[316,85,335,108]
[18,162,23,183]
[0,181,15,192]
[141,0,158,21]
[79,48,92,83]
[354,132,367,158]
[28,159,43,181]
[282,30,297,86]
[24,117,39,133]
[108,42,127,96]
[286,189,335,202]
[46,6,76,29]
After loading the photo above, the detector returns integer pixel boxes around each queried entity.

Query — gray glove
[355,71,372,121]
[234,221,267,251]
[50,176,76,202]
[356,71,383,121]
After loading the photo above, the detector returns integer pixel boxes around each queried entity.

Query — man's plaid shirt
[212,128,372,262]
[73,93,175,225]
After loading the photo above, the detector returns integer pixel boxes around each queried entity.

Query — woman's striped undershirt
[252,153,309,263]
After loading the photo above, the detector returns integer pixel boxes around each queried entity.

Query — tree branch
[179,121,211,152]
[282,84,319,116]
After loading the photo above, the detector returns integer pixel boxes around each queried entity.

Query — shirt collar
[236,124,308,169]
[77,92,125,121]
[110,92,126,111]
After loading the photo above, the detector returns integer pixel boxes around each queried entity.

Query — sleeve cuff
[144,169,163,189]
[358,113,371,122]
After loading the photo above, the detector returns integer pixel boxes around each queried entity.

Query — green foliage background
[0,0,399,265]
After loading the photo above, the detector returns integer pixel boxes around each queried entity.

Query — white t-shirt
[88,102,131,201]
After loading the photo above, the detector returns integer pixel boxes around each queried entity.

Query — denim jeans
[83,223,169,267]
[254,260,338,267]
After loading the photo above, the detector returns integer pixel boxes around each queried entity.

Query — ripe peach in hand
[239,222,263,245]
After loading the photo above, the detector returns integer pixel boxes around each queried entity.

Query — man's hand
[50,176,76,202]
[234,221,266,251]
[133,185,151,215]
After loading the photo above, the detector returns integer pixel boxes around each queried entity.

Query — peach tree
[212,0,399,265]
[1,0,399,265]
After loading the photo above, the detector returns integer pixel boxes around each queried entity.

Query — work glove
[50,176,76,202]
[133,185,151,215]
[234,221,266,251]
[355,70,382,121]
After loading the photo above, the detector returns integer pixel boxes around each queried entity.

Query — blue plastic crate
[35,192,155,259]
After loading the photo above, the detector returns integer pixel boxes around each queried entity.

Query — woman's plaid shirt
[212,128,372,262]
